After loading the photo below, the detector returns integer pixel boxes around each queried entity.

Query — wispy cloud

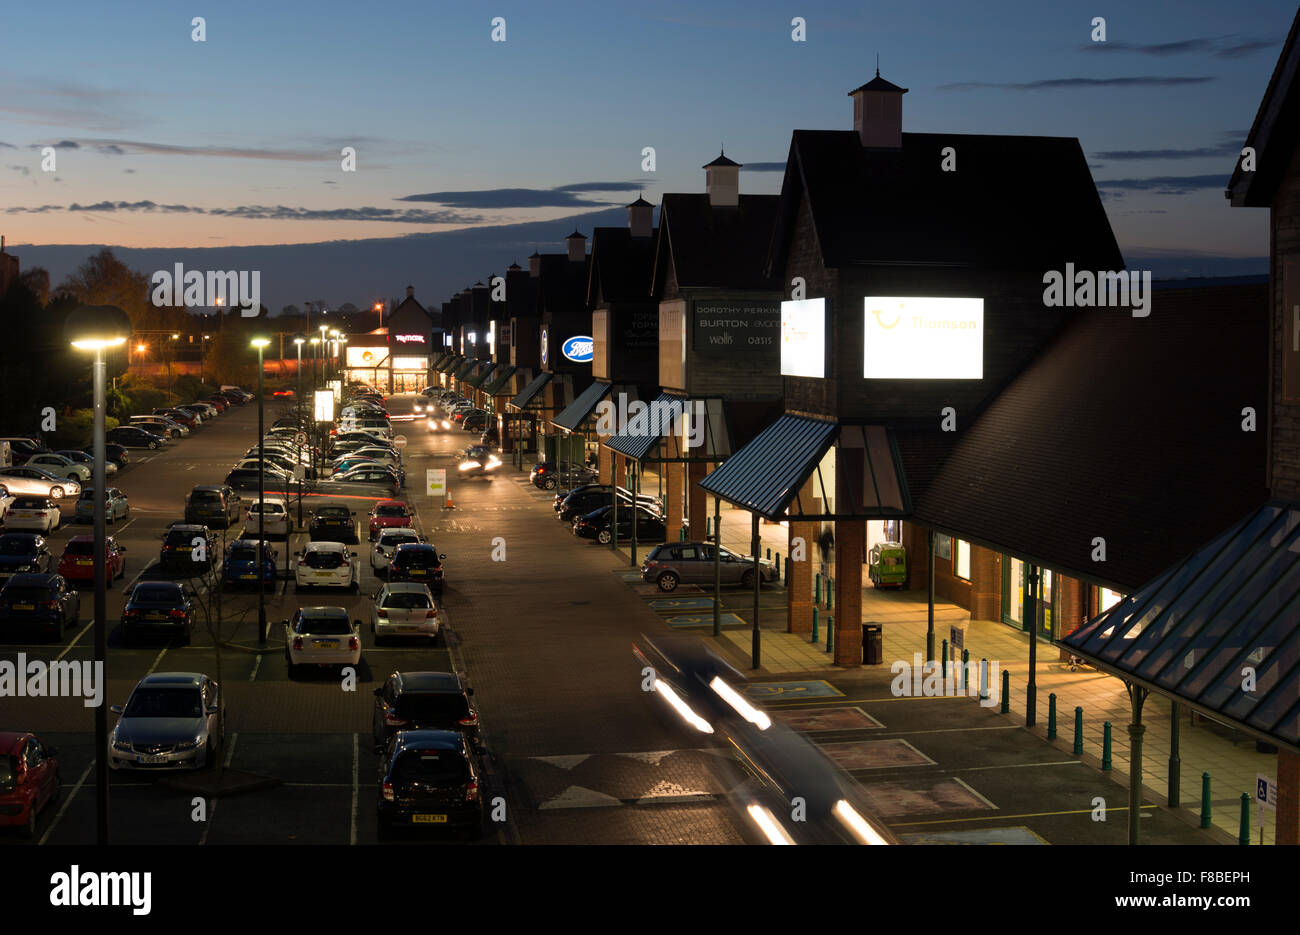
[74,138,330,161]
[1092,142,1241,160]
[29,140,79,150]
[3,200,482,224]
[1079,35,1276,58]
[940,76,1213,91]
[397,181,644,209]
[1094,174,1226,194]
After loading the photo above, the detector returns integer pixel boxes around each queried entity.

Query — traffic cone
[444,493,455,510]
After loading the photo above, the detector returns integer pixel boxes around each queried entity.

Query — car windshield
[303,550,344,569]
[229,546,261,562]
[63,541,95,556]
[191,491,221,503]
[296,614,351,634]
[4,586,53,602]
[0,756,16,793]
[252,503,283,514]
[78,489,108,501]
[380,534,419,547]
[392,749,467,784]
[124,688,202,718]
[317,508,348,519]
[396,550,438,567]
[133,584,181,602]
[0,537,36,554]
[383,592,432,610]
[13,497,48,509]
[164,529,198,546]
[375,505,406,517]
[398,693,468,721]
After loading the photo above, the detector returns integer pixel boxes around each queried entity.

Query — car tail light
[382,780,394,802]
[44,600,59,610]
[425,609,437,619]
[124,608,140,619]
[169,609,186,618]
[465,779,479,802]
[292,636,303,650]
[377,608,389,618]
[348,636,359,651]
[384,711,408,726]
[458,713,478,727]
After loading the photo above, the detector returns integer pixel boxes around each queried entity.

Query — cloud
[95,143,126,155]
[1079,35,1276,58]
[0,141,15,149]
[1092,142,1241,160]
[73,138,329,161]
[6,164,30,175]
[69,200,204,213]
[29,140,78,150]
[556,181,646,193]
[940,76,1213,91]
[398,180,649,209]
[4,201,482,224]
[1094,174,1226,194]
[744,162,787,172]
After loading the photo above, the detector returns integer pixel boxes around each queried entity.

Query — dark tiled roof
[912,283,1270,590]
[1227,7,1300,206]
[588,227,659,305]
[848,74,908,94]
[769,130,1122,274]
[655,193,779,291]
[703,152,741,168]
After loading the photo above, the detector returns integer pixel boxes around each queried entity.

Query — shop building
[342,285,435,393]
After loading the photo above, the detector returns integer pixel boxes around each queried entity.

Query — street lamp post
[199,334,210,387]
[167,333,179,402]
[319,325,328,384]
[252,337,271,646]
[68,305,131,846]
[294,337,305,427]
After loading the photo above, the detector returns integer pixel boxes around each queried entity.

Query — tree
[19,267,50,306]
[57,248,153,330]
[280,304,299,318]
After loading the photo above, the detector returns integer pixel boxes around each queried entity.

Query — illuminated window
[1098,587,1123,612]
[953,539,971,580]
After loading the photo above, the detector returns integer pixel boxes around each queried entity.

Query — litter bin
[862,623,883,665]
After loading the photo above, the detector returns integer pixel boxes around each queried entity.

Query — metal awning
[699,415,910,521]
[1059,500,1300,753]
[431,353,449,370]
[553,381,612,433]
[437,355,463,373]
[468,362,499,389]
[454,359,481,380]
[483,364,517,395]
[509,371,551,411]
[606,392,732,463]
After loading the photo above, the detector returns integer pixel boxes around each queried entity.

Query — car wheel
[657,571,680,592]
[597,529,612,545]
[544,477,557,490]
[741,569,757,589]
[148,442,158,449]
[50,485,64,500]
[67,473,79,481]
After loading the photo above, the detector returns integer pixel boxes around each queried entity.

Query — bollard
[766,548,771,560]
[1102,722,1112,770]
[1200,772,1212,828]
[826,617,834,654]
[1239,794,1250,846]
[775,553,781,578]
[1000,668,1010,714]
[784,556,790,587]
[1073,707,1084,755]
[979,658,989,702]
[815,575,821,605]
[811,607,819,644]
[680,525,688,542]
[827,577,834,611]
[942,639,949,682]
[961,649,969,692]
[1047,693,1057,740]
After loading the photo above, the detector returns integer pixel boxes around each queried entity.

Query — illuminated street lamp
[251,336,271,646]
[374,302,383,330]
[66,304,131,846]
[310,336,321,387]
[293,336,305,427]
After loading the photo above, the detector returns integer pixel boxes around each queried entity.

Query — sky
[1,0,1295,280]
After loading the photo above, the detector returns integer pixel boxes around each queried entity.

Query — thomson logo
[50,866,151,915]
[150,263,261,317]
[595,393,705,448]
[0,655,102,707]
[1042,263,1151,317]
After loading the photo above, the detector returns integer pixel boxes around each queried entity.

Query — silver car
[25,453,91,483]
[370,581,442,644]
[640,541,779,592]
[0,466,81,500]
[108,672,224,771]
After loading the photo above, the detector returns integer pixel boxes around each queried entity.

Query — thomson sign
[863,297,984,380]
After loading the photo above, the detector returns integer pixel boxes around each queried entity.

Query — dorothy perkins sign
[693,300,780,352]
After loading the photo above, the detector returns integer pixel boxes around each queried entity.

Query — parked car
[155,408,199,429]
[57,535,127,584]
[184,485,241,529]
[158,524,217,575]
[25,453,90,483]
[283,606,361,674]
[309,504,358,543]
[0,466,80,500]
[376,730,482,838]
[531,460,598,490]
[294,541,359,591]
[3,495,61,534]
[177,404,213,422]
[321,464,400,497]
[371,582,442,645]
[461,411,489,433]
[224,466,293,493]
[0,731,61,838]
[367,500,414,540]
[120,581,197,646]
[80,443,128,469]
[371,528,424,576]
[244,498,290,538]
[106,425,166,449]
[387,543,446,597]
[222,539,277,588]
[640,541,778,592]
[108,672,223,768]
[0,485,13,524]
[0,573,79,641]
[74,487,129,524]
[555,485,660,523]
[574,504,669,545]
[203,395,229,413]
[0,437,48,465]
[0,533,51,583]
[372,671,478,749]
[129,415,187,438]
[56,448,116,477]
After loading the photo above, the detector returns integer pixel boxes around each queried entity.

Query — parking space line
[39,760,93,845]
[951,776,998,809]
[54,620,94,661]
[198,732,238,846]
[889,804,1155,827]
[350,732,359,845]
[955,759,1081,772]
[249,655,262,681]
[143,645,170,677]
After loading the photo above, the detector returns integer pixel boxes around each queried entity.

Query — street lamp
[199,334,210,387]
[293,336,305,427]
[167,333,179,402]
[251,336,271,646]
[67,304,131,847]
[310,336,321,388]
[374,302,383,330]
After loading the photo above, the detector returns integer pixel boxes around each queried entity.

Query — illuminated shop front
[342,331,431,393]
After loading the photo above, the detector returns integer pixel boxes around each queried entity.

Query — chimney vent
[848,70,908,149]
[565,230,586,263]
[627,197,653,238]
[703,152,741,207]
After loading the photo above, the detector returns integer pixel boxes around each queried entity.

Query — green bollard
[766,548,771,560]
[775,553,780,578]
[826,616,834,654]
[680,525,688,542]
[1000,668,1010,714]
[811,607,819,644]
[1073,707,1084,755]
[1239,794,1250,846]
[815,575,821,605]
[1102,722,1112,770]
[961,649,969,692]
[941,639,949,681]
[1200,772,1212,829]
[1047,693,1057,740]
[827,578,834,611]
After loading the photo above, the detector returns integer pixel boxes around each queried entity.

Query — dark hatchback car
[309,505,359,543]
[372,671,480,750]
[185,484,241,529]
[0,731,60,838]
[120,581,196,646]
[224,466,293,493]
[387,543,446,596]
[555,485,660,523]
[0,573,79,641]
[158,524,217,575]
[530,460,598,490]
[0,533,52,584]
[106,425,165,449]
[80,443,128,469]
[377,730,482,838]
[574,504,669,545]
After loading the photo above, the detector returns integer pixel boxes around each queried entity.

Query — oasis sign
[693,300,780,352]
[562,335,594,363]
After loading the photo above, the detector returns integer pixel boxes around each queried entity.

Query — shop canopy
[468,362,499,389]
[437,355,463,373]
[508,371,552,411]
[454,359,483,380]
[431,353,451,370]
[699,414,910,521]
[1059,500,1300,754]
[553,380,612,433]
[605,392,732,463]
[483,364,518,395]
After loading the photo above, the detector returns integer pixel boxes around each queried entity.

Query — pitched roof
[848,74,908,94]
[654,193,780,291]
[912,283,1270,590]
[588,226,659,305]
[703,152,741,168]
[1226,6,1300,206]
[768,130,1122,276]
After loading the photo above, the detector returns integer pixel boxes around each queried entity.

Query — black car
[309,504,359,543]
[574,504,669,545]
[531,460,598,490]
[387,543,446,596]
[224,466,293,493]
[158,524,217,575]
[0,573,79,641]
[80,443,128,469]
[377,730,482,838]
[556,485,661,523]
[106,426,165,450]
[0,437,49,465]
[0,533,51,584]
[372,671,480,750]
[461,411,489,433]
[120,581,196,646]
[184,485,241,529]
[321,464,400,497]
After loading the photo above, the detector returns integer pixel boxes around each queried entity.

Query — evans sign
[863,297,984,379]
[562,335,594,363]
[693,301,781,352]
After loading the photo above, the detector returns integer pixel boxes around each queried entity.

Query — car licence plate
[14,603,33,611]
[77,560,92,566]
[410,569,425,575]
[314,571,332,577]
[241,573,256,580]
[147,612,166,620]
[314,640,338,649]
[137,754,168,764]
[412,814,446,824]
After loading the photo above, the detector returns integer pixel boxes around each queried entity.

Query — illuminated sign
[394,333,425,344]
[780,298,826,378]
[392,356,427,370]
[540,325,549,367]
[863,297,984,379]
[347,346,387,368]
[562,335,594,363]
[313,389,335,422]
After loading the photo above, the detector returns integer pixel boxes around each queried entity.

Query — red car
[204,396,229,413]
[368,500,414,540]
[57,535,127,583]
[155,408,198,428]
[273,389,295,397]
[0,731,60,838]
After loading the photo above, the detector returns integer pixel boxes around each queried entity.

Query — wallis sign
[693,300,781,353]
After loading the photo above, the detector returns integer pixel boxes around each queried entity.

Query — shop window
[953,539,971,580]
[1098,587,1123,613]
[935,534,952,560]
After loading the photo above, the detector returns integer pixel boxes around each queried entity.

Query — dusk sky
[3,0,1295,272]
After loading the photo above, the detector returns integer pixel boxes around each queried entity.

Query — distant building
[0,236,19,298]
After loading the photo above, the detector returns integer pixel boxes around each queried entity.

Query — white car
[26,453,91,483]
[245,498,290,538]
[0,484,15,523]
[371,582,442,644]
[370,527,423,574]
[3,495,60,533]
[294,541,360,590]
[284,606,361,673]
[0,467,80,500]
[55,449,116,476]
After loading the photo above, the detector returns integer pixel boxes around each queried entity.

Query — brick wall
[1272,137,1300,499]
[968,544,1001,620]
[783,190,839,417]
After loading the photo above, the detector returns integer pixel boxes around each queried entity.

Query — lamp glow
[833,800,890,845]
[709,676,772,730]
[747,804,796,845]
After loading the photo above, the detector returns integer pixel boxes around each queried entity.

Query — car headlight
[175,739,199,751]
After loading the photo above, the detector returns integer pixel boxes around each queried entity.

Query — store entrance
[1002,557,1055,638]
